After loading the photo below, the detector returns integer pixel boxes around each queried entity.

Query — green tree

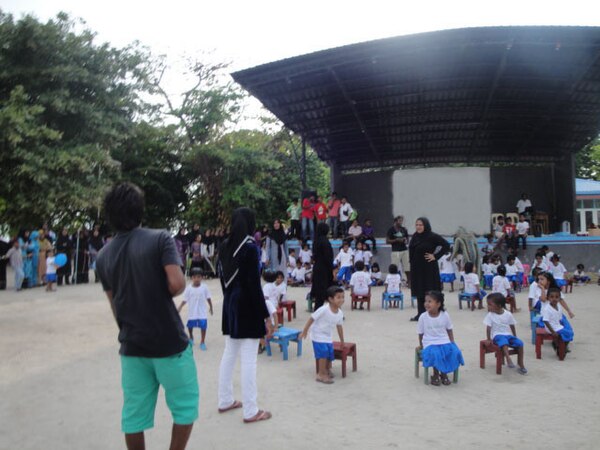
[576,137,600,180]
[0,11,149,228]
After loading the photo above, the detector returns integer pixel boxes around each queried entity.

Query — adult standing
[326,192,341,239]
[55,227,73,286]
[409,217,450,321]
[301,194,316,241]
[74,228,90,283]
[0,237,9,290]
[338,197,353,238]
[37,230,52,285]
[266,219,288,274]
[96,182,198,450]
[516,193,533,216]
[310,222,334,311]
[386,216,410,285]
[89,228,104,283]
[217,207,272,423]
[286,198,302,239]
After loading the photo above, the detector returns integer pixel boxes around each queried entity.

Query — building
[576,178,600,232]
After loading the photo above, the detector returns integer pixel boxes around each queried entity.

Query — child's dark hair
[482,255,490,264]
[388,264,398,274]
[425,290,445,311]
[551,254,560,262]
[371,262,380,271]
[547,287,562,298]
[531,267,543,277]
[289,248,295,254]
[464,262,474,274]
[487,292,506,309]
[354,260,365,271]
[275,270,285,279]
[576,263,584,270]
[539,272,559,289]
[507,255,515,263]
[103,182,144,232]
[535,252,544,259]
[262,270,277,283]
[497,265,507,276]
[326,285,344,300]
[190,267,202,277]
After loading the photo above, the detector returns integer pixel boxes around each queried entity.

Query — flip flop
[243,410,272,423]
[517,367,528,375]
[316,378,334,384]
[218,400,243,413]
[441,375,452,386]
[430,376,441,386]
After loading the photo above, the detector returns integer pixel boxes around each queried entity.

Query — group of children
[3,242,59,292]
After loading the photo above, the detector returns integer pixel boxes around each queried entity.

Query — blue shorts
[120,344,199,433]
[493,335,523,348]
[46,273,57,282]
[556,279,567,287]
[312,341,334,361]
[507,275,518,283]
[187,319,207,330]
[337,266,353,282]
[440,273,456,283]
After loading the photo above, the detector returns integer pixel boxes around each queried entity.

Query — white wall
[392,167,491,235]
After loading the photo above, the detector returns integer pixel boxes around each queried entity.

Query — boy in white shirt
[177,268,213,350]
[349,261,371,309]
[463,262,484,311]
[289,260,307,286]
[572,264,590,285]
[335,242,354,288]
[300,286,345,384]
[542,288,574,353]
[531,253,548,273]
[299,243,312,265]
[483,293,527,374]
[516,214,529,250]
[549,255,568,289]
[262,270,280,311]
[287,249,297,279]
[438,251,456,292]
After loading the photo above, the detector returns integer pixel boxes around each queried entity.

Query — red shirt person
[314,196,328,223]
[301,195,316,240]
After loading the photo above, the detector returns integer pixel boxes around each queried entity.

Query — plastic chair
[351,293,371,310]
[505,212,519,225]
[381,291,404,310]
[535,328,566,360]
[491,213,504,228]
[265,327,302,361]
[316,342,357,378]
[414,347,459,385]
[480,340,518,374]
[458,292,482,310]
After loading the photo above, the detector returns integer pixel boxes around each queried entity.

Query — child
[362,243,373,269]
[463,262,484,311]
[384,264,402,307]
[439,251,456,292]
[542,287,574,353]
[534,272,575,319]
[417,291,464,386]
[290,260,307,286]
[335,242,354,288]
[370,262,383,286]
[299,286,345,384]
[481,234,495,257]
[492,265,518,312]
[349,261,371,310]
[287,249,297,279]
[481,255,494,289]
[299,243,313,265]
[530,253,548,282]
[549,255,568,289]
[505,256,519,291]
[572,264,590,285]
[353,241,364,264]
[516,214,529,250]
[177,267,213,350]
[528,267,544,312]
[262,270,280,310]
[274,270,287,302]
[483,293,527,374]
[45,249,57,292]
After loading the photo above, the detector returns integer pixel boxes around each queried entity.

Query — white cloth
[417,311,453,348]
[516,221,529,235]
[262,282,279,310]
[370,270,382,282]
[183,284,211,320]
[463,273,480,294]
[288,255,296,269]
[483,310,517,339]
[218,337,260,419]
[514,257,524,273]
[46,256,57,275]
[439,255,455,275]
[384,273,402,294]
[265,300,277,325]
[505,264,518,276]
[490,263,500,274]
[543,251,555,267]
[350,271,370,295]
[299,249,312,264]
[336,249,354,268]
[516,199,532,214]
[531,260,548,272]
[528,282,541,302]
[353,250,364,263]
[363,250,373,265]
[275,282,287,302]
[482,263,493,276]
[550,262,567,280]
[310,304,344,343]
[291,266,306,283]
[339,203,353,222]
[541,302,564,332]
[492,275,511,296]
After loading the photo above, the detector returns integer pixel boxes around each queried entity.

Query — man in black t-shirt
[96,183,198,450]
[386,215,410,287]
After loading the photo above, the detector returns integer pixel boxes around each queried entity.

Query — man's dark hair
[104,182,144,232]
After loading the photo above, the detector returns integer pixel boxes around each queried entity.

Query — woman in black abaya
[409,217,450,321]
[310,222,334,310]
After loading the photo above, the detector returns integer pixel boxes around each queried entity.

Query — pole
[301,137,307,191]
[73,228,80,284]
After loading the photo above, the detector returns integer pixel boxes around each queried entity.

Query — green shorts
[120,344,199,434]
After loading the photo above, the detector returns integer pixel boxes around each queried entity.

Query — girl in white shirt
[542,288,574,352]
[492,265,518,312]
[463,262,484,311]
[549,255,568,288]
[481,255,494,289]
[438,252,456,292]
[417,291,464,386]
[384,264,403,308]
[369,262,383,286]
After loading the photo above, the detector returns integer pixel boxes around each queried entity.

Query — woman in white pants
[217,207,273,423]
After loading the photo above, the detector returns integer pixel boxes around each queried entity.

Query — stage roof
[233,27,600,170]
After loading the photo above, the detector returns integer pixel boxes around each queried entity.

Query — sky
[2,0,599,122]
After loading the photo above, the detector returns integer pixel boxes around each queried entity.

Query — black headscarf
[218,207,256,288]
[270,220,287,264]
[313,222,332,261]
[409,217,432,249]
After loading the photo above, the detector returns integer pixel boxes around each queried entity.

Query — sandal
[316,377,334,384]
[430,376,441,386]
[218,400,243,413]
[243,410,272,423]
[440,375,451,386]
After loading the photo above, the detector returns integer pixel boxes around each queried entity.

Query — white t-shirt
[543,252,555,267]
[265,300,277,326]
[490,263,500,274]
[550,262,567,280]
[291,266,306,282]
[275,282,287,302]
[541,302,564,332]
[505,264,518,276]
[288,255,296,269]
[384,273,402,294]
[183,284,211,320]
[492,275,511,296]
[370,270,382,281]
[439,255,455,275]
[260,247,268,264]
[463,273,480,294]
[363,250,373,265]
[482,263,493,276]
[46,256,57,275]
[516,199,532,214]
[299,249,312,264]
[354,250,364,263]
[516,221,529,235]
[528,282,541,302]
[532,260,548,272]
[350,271,370,296]
[310,304,344,343]
[514,257,524,273]
[573,270,586,278]
[262,282,279,310]
[417,311,453,348]
[483,310,517,339]
[336,249,354,268]
[339,203,353,222]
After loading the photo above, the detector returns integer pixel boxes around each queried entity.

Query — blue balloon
[55,253,67,267]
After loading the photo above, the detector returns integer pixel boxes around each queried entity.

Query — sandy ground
[1,272,599,450]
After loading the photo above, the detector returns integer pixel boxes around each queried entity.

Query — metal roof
[576,177,600,195]
[233,27,600,170]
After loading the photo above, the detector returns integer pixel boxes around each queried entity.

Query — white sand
[1,275,599,449]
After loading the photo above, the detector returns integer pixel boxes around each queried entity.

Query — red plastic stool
[351,294,371,311]
[280,300,296,322]
[479,340,518,374]
[535,328,566,360]
[315,342,357,378]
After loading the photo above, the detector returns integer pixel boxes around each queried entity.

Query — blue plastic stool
[381,292,404,309]
[458,292,476,310]
[265,327,302,360]
[530,311,542,344]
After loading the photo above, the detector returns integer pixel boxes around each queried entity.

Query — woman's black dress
[310,223,334,310]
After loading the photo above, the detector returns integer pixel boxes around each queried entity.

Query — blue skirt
[422,342,464,373]
[440,273,456,283]
[559,316,574,342]
[484,275,494,287]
